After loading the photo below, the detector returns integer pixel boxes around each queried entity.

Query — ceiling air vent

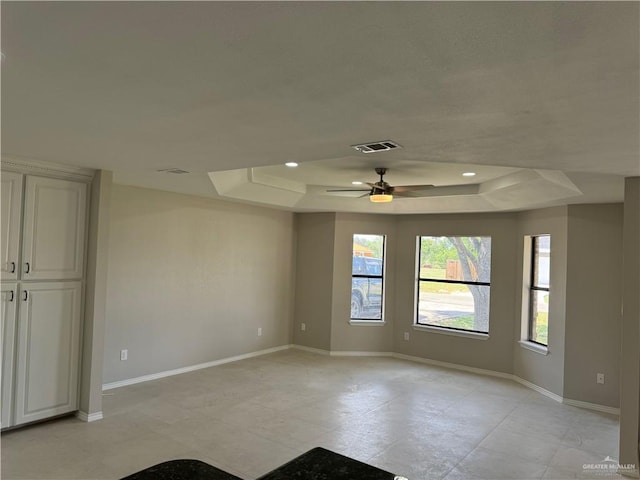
[351,140,402,154]
[156,168,190,174]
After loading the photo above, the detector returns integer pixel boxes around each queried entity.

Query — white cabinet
[0,167,89,429]
[14,282,82,425]
[1,172,23,281]
[1,284,17,428]
[22,176,87,280]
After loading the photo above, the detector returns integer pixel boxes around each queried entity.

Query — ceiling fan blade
[393,190,435,198]
[326,188,371,192]
[391,184,435,193]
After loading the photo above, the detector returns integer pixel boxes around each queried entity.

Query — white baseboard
[102,345,290,390]
[290,344,330,355]
[512,376,564,403]
[562,398,620,416]
[393,353,618,415]
[101,343,620,417]
[330,351,393,357]
[392,352,513,380]
[76,411,103,422]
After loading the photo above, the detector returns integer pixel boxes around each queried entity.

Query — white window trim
[519,340,549,355]
[349,320,386,326]
[521,234,550,348]
[350,234,386,322]
[413,324,489,340]
[414,235,492,340]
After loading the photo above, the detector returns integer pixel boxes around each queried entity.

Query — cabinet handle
[25,262,30,274]
[9,290,14,302]
[23,290,28,301]
[10,262,16,273]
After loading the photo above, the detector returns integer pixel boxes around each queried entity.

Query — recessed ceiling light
[462,172,476,177]
[352,181,363,185]
[285,162,298,168]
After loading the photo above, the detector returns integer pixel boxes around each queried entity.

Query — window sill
[519,340,549,355]
[412,324,489,340]
[349,320,386,326]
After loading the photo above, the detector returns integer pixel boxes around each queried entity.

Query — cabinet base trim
[76,411,103,422]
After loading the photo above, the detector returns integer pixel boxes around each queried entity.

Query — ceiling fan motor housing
[372,181,392,193]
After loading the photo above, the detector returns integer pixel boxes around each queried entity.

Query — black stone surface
[257,447,399,480]
[120,448,403,480]
[120,459,243,480]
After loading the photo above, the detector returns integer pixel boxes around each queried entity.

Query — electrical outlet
[120,349,128,361]
[301,323,306,331]
[258,327,263,337]
[404,332,410,341]
[597,373,605,384]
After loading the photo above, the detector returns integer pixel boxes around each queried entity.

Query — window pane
[419,236,492,283]
[352,235,384,275]
[417,282,490,333]
[352,234,385,320]
[533,235,550,288]
[351,277,382,319]
[530,289,549,345]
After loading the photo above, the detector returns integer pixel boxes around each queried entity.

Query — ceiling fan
[326,167,434,203]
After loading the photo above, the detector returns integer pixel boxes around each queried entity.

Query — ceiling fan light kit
[369,193,393,203]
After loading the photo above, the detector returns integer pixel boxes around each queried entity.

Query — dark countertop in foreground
[121,447,404,480]
[258,447,400,480]
[120,459,242,480]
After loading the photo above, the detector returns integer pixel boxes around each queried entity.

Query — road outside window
[416,236,492,334]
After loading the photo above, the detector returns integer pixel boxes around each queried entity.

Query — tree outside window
[417,236,492,334]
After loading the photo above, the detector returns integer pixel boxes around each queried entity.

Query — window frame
[527,235,550,347]
[350,234,386,322]
[415,236,492,335]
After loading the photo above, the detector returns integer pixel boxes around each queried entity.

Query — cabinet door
[1,284,18,428]
[1,172,24,281]
[14,281,81,425]
[22,176,87,280]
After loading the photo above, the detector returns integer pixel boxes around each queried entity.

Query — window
[351,234,385,320]
[416,236,492,334]
[528,235,550,346]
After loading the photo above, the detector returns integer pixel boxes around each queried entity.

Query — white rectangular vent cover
[351,140,402,154]
[156,168,190,174]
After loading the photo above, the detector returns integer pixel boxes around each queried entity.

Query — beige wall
[292,213,335,351]
[619,177,640,471]
[564,204,623,408]
[103,185,295,383]
[513,207,568,397]
[394,213,518,373]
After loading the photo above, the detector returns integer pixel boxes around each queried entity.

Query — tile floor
[0,349,622,480]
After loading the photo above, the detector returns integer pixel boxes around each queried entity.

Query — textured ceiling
[1,2,638,213]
